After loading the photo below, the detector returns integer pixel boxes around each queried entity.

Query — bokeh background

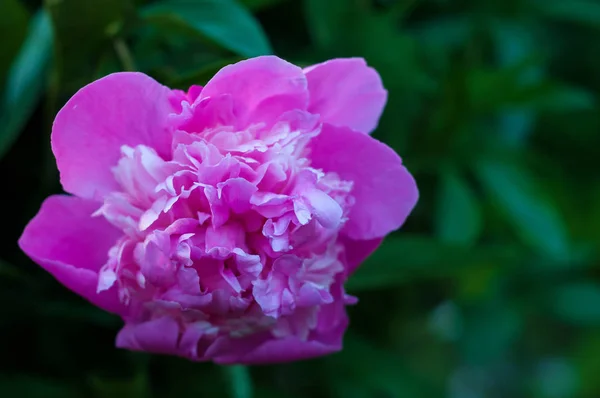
[1,0,600,397]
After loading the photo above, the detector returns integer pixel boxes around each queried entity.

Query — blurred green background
[2,0,600,397]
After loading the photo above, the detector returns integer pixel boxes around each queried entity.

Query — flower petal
[304,58,387,134]
[214,334,342,364]
[310,124,418,240]
[210,312,345,364]
[210,296,347,364]
[116,317,180,354]
[341,236,383,274]
[201,56,308,128]
[52,72,175,199]
[18,195,125,314]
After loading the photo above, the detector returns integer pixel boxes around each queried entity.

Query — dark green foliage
[1,0,600,397]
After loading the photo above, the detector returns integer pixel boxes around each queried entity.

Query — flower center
[94,119,354,340]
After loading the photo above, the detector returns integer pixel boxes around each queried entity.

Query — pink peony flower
[18,56,418,364]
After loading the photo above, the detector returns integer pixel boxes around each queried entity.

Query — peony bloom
[18,56,418,364]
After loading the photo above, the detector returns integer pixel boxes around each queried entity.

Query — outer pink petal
[52,72,175,200]
[213,334,342,364]
[200,56,308,128]
[18,195,125,315]
[341,237,383,275]
[116,318,180,354]
[304,58,387,134]
[210,296,348,364]
[310,124,418,240]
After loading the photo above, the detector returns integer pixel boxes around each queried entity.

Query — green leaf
[0,376,79,398]
[89,371,150,398]
[491,20,541,146]
[346,235,521,292]
[429,300,463,342]
[467,57,542,111]
[304,0,423,80]
[168,56,243,89]
[303,0,355,51]
[304,0,429,149]
[141,0,272,57]
[322,333,439,397]
[536,0,600,29]
[239,0,288,10]
[222,365,253,398]
[0,10,53,159]
[459,303,521,364]
[0,0,29,90]
[573,333,600,395]
[410,15,470,50]
[129,22,232,83]
[474,157,570,261]
[552,283,600,326]
[468,63,594,114]
[519,83,596,112]
[45,0,131,92]
[435,168,482,245]
[534,358,578,398]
